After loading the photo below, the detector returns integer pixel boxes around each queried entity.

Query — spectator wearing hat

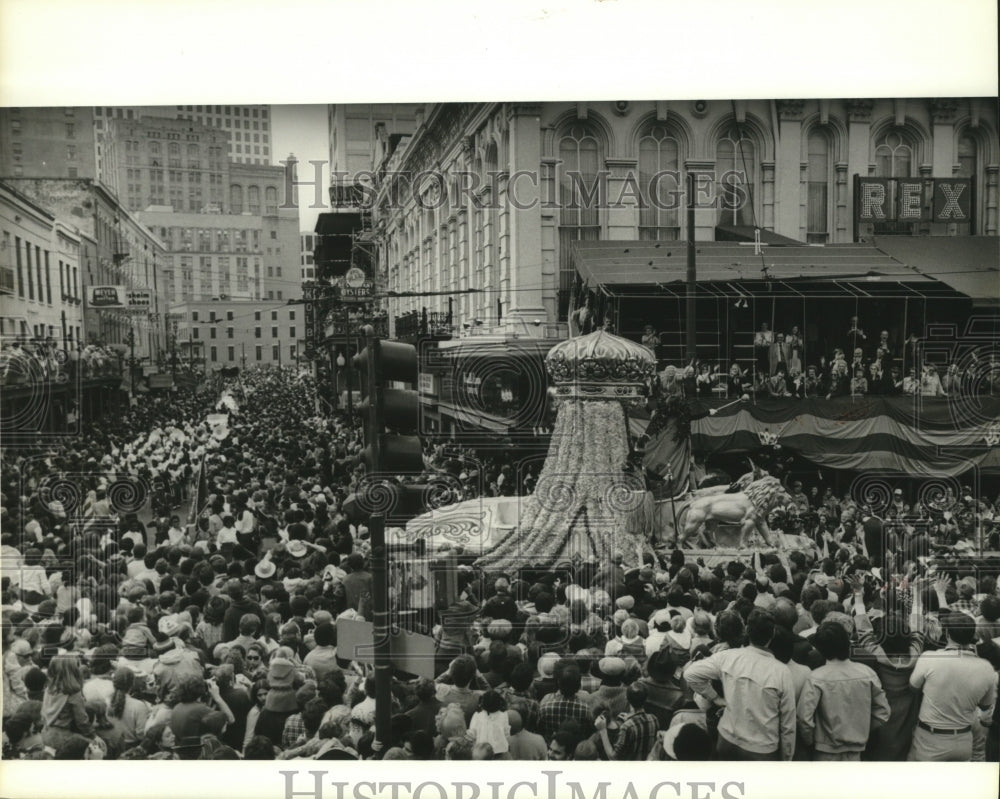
[684,609,797,760]
[255,656,301,746]
[3,638,35,717]
[586,657,630,718]
[636,650,686,730]
[907,611,996,762]
[797,621,890,761]
[645,610,673,658]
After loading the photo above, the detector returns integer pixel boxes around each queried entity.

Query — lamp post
[336,351,346,413]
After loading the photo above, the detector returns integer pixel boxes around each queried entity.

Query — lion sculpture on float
[678,469,796,550]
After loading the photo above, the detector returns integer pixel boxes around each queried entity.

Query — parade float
[399,329,815,567]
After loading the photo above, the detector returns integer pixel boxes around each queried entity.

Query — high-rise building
[326,104,419,206]
[109,115,232,214]
[138,159,299,305]
[0,107,100,183]
[137,105,273,165]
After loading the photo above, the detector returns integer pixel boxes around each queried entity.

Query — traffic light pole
[363,324,392,748]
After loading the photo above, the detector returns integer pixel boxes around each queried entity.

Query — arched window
[248,186,260,214]
[955,132,979,234]
[558,122,603,315]
[874,129,914,177]
[265,185,278,214]
[874,128,918,233]
[187,143,199,157]
[716,125,758,226]
[638,123,680,240]
[806,128,832,243]
[169,142,180,156]
[231,184,243,214]
[957,132,977,179]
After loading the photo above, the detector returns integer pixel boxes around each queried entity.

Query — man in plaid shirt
[538,664,591,740]
[594,683,660,760]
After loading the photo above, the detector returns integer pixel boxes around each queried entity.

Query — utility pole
[686,172,697,363]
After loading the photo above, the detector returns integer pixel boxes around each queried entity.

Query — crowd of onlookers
[641,318,1000,399]
[2,365,998,763]
[0,339,127,386]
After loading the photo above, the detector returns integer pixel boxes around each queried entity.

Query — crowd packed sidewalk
[2,365,999,762]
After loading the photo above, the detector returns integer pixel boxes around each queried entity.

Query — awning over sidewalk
[570,239,982,300]
[873,235,1000,306]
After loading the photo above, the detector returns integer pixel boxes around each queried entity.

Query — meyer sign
[88,285,127,307]
[854,176,972,223]
[87,285,153,309]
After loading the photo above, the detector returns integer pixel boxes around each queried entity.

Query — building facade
[1,178,168,363]
[300,231,316,282]
[169,299,303,371]
[109,115,232,214]
[0,181,85,345]
[369,100,999,338]
[94,105,273,166]
[0,107,100,183]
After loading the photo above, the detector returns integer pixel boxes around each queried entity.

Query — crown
[546,330,656,402]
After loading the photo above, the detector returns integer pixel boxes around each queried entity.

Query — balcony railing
[395,310,453,342]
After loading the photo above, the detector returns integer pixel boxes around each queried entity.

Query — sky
[269,104,330,233]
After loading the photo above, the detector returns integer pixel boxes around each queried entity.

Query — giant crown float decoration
[546,330,656,406]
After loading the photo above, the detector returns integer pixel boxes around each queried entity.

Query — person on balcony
[919,365,946,397]
[769,333,788,377]
[850,368,868,397]
[786,327,803,375]
[754,323,773,381]
[767,365,792,398]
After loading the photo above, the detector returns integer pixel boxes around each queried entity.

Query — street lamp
[336,351,346,413]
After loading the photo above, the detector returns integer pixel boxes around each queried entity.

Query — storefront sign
[337,266,373,302]
[87,285,127,308]
[855,176,972,223]
[418,372,435,395]
[127,289,152,308]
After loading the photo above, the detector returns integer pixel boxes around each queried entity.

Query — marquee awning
[570,239,982,300]
[873,235,1000,305]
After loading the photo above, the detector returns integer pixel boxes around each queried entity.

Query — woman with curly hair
[108,667,150,749]
[40,654,93,752]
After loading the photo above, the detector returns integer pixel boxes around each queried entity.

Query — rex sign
[854,176,972,224]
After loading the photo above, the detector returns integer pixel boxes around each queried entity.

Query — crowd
[0,338,126,387]
[641,318,1000,399]
[2,365,999,763]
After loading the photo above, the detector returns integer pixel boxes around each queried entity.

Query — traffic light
[347,327,427,526]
